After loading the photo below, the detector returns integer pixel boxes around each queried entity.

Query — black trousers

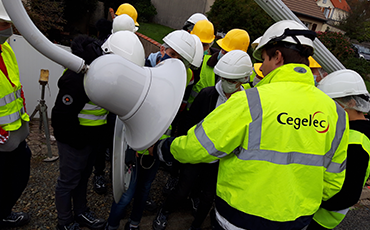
[306,219,330,230]
[94,113,117,176]
[162,162,219,228]
[0,141,31,219]
[55,141,98,225]
[93,148,106,176]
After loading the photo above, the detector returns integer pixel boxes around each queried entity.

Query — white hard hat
[112,14,137,33]
[190,34,203,68]
[214,50,253,79]
[251,36,261,51]
[101,31,145,66]
[163,30,198,65]
[186,13,208,25]
[317,69,369,99]
[0,0,11,22]
[253,20,316,61]
[84,56,187,150]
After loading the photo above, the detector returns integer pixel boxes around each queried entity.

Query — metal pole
[253,0,346,73]
[38,82,58,162]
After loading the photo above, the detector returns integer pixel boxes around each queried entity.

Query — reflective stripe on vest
[193,87,347,172]
[313,129,370,229]
[313,207,349,229]
[0,107,26,125]
[78,102,108,126]
[0,89,21,107]
[215,208,244,230]
[170,64,348,222]
[0,42,30,130]
[0,89,24,125]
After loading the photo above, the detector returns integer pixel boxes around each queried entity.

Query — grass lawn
[138,22,174,43]
[365,80,370,92]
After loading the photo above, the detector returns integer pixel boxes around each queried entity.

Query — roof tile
[282,0,327,21]
[331,0,350,12]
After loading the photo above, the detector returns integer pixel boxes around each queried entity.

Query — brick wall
[136,32,161,58]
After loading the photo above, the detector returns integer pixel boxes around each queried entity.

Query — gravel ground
[7,119,204,230]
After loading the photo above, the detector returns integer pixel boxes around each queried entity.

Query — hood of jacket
[71,35,104,65]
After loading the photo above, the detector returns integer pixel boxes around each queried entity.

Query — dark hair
[182,22,194,32]
[264,41,313,66]
[95,18,113,41]
[71,35,103,65]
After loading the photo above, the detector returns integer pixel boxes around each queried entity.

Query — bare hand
[148,144,155,156]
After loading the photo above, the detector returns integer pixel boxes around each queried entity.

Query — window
[312,24,317,31]
[323,0,327,4]
[324,7,331,18]
[302,21,312,29]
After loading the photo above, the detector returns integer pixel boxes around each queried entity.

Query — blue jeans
[107,153,160,229]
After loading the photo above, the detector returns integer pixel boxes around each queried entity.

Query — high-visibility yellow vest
[313,129,370,229]
[187,55,215,109]
[78,101,108,126]
[63,68,109,126]
[170,64,349,223]
[186,68,192,86]
[0,42,30,131]
[242,70,256,90]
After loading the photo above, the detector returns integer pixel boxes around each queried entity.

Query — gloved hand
[0,127,9,144]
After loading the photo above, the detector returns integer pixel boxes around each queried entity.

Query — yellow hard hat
[190,20,215,44]
[254,63,264,78]
[309,56,321,68]
[116,3,139,26]
[216,29,250,52]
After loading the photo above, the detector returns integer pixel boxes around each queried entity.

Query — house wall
[315,0,348,22]
[316,0,333,8]
[321,24,346,34]
[205,0,215,13]
[330,8,348,22]
[151,0,211,29]
[136,33,161,58]
[9,35,69,118]
[299,16,325,32]
[316,0,334,20]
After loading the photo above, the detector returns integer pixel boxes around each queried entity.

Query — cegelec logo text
[277,111,329,133]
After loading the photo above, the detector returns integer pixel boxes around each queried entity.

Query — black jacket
[181,51,221,118]
[51,35,107,149]
[321,119,370,210]
[179,86,218,136]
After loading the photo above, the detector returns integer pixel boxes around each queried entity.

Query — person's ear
[274,50,284,67]
[348,99,357,108]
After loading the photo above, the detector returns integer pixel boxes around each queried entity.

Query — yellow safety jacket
[186,68,192,86]
[313,129,370,229]
[187,55,215,109]
[242,70,256,90]
[169,64,349,226]
[0,42,30,131]
[78,101,108,126]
